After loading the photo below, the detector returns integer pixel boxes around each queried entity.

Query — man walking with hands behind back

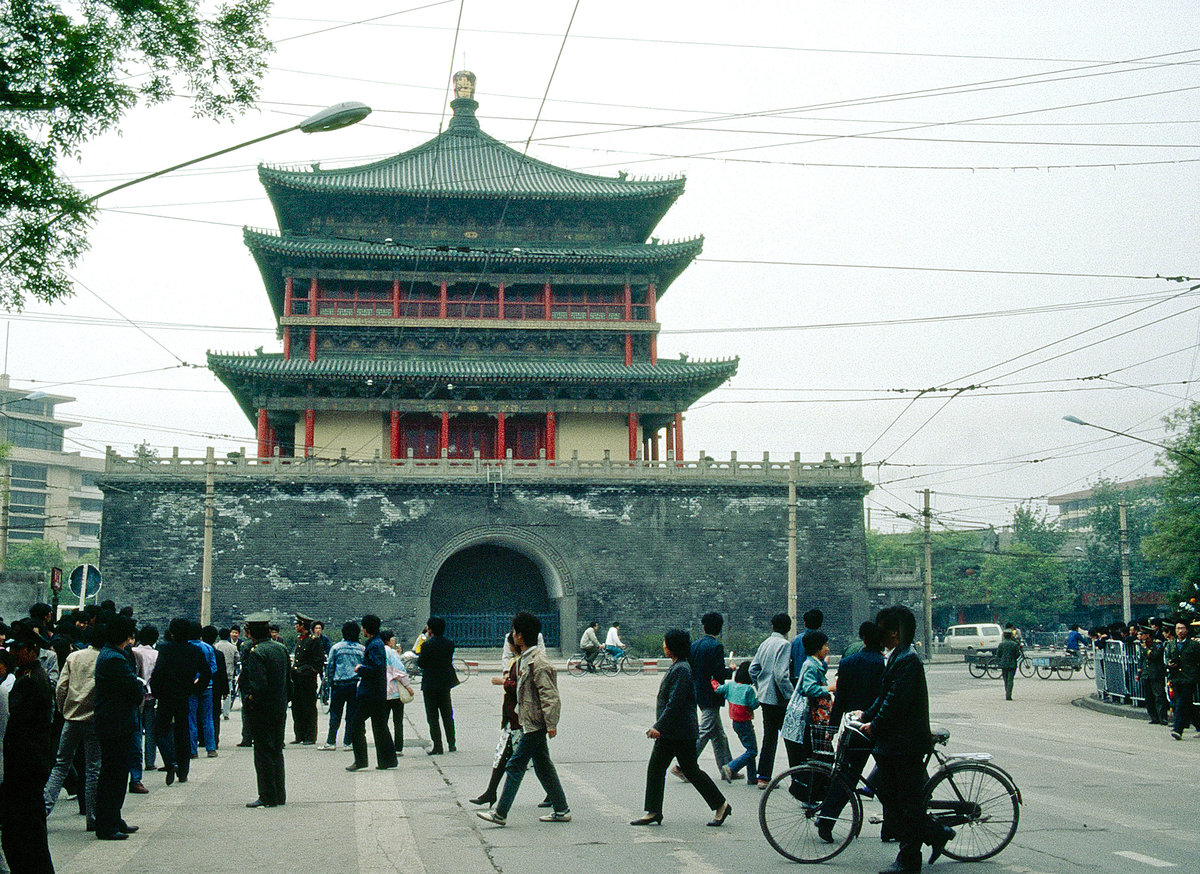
[418,616,459,755]
[240,614,291,808]
[860,606,954,873]
[996,629,1021,701]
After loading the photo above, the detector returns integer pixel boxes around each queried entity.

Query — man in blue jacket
[688,612,732,781]
[861,606,953,873]
[348,614,397,771]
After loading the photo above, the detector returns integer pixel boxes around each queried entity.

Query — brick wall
[100,476,870,650]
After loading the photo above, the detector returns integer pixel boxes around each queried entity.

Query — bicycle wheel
[619,655,642,675]
[968,661,986,679]
[759,762,861,864]
[1056,664,1074,680]
[1035,665,1053,680]
[566,655,586,677]
[985,663,1002,680]
[601,653,619,675]
[1082,657,1095,680]
[1018,657,1034,678]
[924,762,1020,862]
[453,657,469,684]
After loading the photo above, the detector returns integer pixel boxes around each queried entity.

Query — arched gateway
[419,526,576,648]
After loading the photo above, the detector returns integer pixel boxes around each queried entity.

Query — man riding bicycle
[605,622,626,659]
[580,621,603,673]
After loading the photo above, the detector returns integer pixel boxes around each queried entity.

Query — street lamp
[1062,415,1200,466]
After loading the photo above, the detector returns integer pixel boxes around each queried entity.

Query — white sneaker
[316,744,334,751]
[342,745,353,751]
[540,810,571,822]
[477,810,506,826]
[720,765,733,783]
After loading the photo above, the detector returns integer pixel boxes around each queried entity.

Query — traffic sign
[68,564,102,599]
[50,567,63,592]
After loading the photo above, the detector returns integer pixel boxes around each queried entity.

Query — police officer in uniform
[290,614,322,745]
[2,620,56,873]
[241,614,291,808]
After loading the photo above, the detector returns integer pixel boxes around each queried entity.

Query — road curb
[1072,693,1154,721]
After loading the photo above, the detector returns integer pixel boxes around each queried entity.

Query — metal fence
[1092,644,1200,707]
[442,611,560,648]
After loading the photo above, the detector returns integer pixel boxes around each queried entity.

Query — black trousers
[643,735,726,816]
[1144,678,1168,723]
[156,696,193,779]
[1,776,54,874]
[874,754,942,869]
[96,732,133,836]
[291,672,318,743]
[1002,668,1016,700]
[1172,682,1199,733]
[757,702,786,781]
[385,698,405,752]
[351,699,397,768]
[818,744,871,824]
[422,688,455,753]
[247,708,286,805]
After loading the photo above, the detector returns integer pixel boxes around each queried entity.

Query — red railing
[289,297,652,322]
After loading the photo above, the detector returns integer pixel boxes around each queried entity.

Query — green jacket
[1166,637,1200,686]
[996,638,1022,670]
[242,639,292,715]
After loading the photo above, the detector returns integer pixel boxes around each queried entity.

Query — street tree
[0,0,273,309]
[1143,402,1200,620]
[977,542,1072,629]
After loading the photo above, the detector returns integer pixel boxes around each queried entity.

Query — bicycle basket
[810,722,838,759]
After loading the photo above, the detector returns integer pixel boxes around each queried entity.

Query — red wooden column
[647,283,658,364]
[497,283,505,320]
[545,411,556,460]
[304,409,315,457]
[308,277,318,362]
[665,417,675,459]
[267,425,278,458]
[623,281,633,366]
[392,279,401,318]
[674,412,684,461]
[282,274,293,358]
[439,281,448,319]
[628,412,638,461]
[543,282,552,319]
[256,409,269,460]
[496,412,506,458]
[651,432,660,461]
[389,411,401,459]
[439,411,450,455]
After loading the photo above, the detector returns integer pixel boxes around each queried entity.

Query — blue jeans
[605,645,624,659]
[129,706,144,783]
[728,719,758,780]
[189,690,216,754]
[495,729,568,818]
[326,681,359,746]
[44,719,100,820]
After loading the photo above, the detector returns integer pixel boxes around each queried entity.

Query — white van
[944,623,1004,653]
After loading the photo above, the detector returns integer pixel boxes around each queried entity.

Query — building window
[9,462,47,491]
[2,418,63,451]
[74,498,104,513]
[10,490,46,513]
[75,523,101,538]
[79,472,100,489]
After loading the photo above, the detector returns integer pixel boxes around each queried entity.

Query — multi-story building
[0,375,104,560]
[1046,476,1162,530]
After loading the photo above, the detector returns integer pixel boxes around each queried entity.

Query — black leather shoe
[879,862,920,874]
[929,826,955,864]
[346,763,367,772]
[630,813,663,826]
[706,801,732,827]
[426,748,443,756]
[96,832,128,841]
[118,823,139,834]
[469,794,496,806]
[165,766,175,786]
[245,799,275,808]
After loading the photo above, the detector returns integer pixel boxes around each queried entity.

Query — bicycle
[407,657,473,684]
[566,650,643,676]
[759,715,1021,864]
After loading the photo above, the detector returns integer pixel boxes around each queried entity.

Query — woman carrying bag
[382,631,416,755]
[631,629,731,828]
[781,631,834,768]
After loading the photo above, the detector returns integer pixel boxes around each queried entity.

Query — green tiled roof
[208,353,737,385]
[244,228,702,270]
[259,102,683,202]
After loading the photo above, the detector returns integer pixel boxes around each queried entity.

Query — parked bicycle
[566,649,642,676]
[405,656,474,685]
[759,715,1021,864]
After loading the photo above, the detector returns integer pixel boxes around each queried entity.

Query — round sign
[68,564,102,599]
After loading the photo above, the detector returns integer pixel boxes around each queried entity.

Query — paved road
[45,662,1196,873]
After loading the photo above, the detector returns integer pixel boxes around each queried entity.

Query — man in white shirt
[748,613,795,788]
[605,623,626,659]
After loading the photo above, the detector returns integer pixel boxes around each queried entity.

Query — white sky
[11,1,1200,533]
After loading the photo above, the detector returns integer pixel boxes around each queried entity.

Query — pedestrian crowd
[1,598,971,874]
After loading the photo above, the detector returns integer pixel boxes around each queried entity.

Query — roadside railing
[1092,644,1200,707]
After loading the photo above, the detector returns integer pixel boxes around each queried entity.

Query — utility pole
[0,459,8,573]
[1119,500,1131,624]
[200,446,215,626]
[923,488,933,658]
[787,457,798,635]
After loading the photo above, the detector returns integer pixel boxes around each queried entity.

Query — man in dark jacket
[348,614,397,770]
[93,615,144,840]
[290,614,323,745]
[2,620,56,874]
[1137,626,1168,725]
[996,630,1022,701]
[689,612,732,780]
[861,606,953,874]
[241,614,292,808]
[149,618,211,785]
[417,616,459,756]
[1167,619,1200,739]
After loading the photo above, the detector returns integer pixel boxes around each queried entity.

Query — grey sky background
[11,2,1200,533]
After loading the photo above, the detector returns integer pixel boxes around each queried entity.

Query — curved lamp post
[1063,415,1200,466]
